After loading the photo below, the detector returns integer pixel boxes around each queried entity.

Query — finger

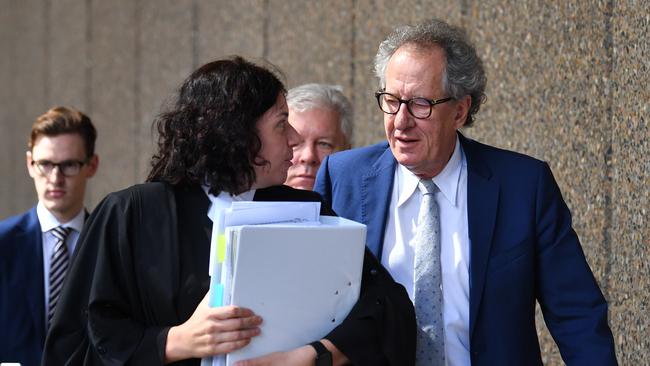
[210,327,261,344]
[208,338,254,356]
[209,315,263,332]
[233,353,275,366]
[234,358,261,366]
[211,305,256,320]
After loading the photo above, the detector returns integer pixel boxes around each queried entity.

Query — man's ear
[26,151,36,178]
[85,154,99,178]
[454,95,472,129]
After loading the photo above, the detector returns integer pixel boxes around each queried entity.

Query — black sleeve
[85,194,170,365]
[43,184,178,366]
[325,249,416,366]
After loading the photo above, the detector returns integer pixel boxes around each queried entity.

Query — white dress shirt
[202,186,257,221]
[37,202,85,326]
[381,136,470,366]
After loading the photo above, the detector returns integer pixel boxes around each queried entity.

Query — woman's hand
[164,293,263,363]
[232,345,315,366]
[233,339,349,366]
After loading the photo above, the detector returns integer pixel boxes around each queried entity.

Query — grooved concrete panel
[0,0,15,216]
[196,0,265,65]
[466,3,616,363]
[609,1,649,364]
[138,0,194,182]
[49,0,88,110]
[88,0,137,203]
[8,0,47,216]
[266,1,353,92]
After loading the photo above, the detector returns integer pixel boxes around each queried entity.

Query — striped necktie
[414,179,445,365]
[49,226,72,327]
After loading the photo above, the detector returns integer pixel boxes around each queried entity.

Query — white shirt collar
[36,201,85,233]
[397,135,464,207]
[202,185,257,222]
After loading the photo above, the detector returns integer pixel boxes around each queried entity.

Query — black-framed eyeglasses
[31,159,88,177]
[375,90,454,119]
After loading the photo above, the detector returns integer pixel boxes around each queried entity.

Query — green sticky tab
[217,234,226,262]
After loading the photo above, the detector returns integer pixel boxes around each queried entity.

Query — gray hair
[374,18,486,127]
[286,83,354,143]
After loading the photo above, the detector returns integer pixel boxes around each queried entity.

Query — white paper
[207,201,320,276]
[224,201,321,226]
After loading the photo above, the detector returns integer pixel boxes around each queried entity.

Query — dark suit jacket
[0,207,46,366]
[314,133,617,365]
[43,182,415,366]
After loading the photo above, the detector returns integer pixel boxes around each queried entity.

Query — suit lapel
[361,147,396,259]
[21,208,46,341]
[460,135,499,338]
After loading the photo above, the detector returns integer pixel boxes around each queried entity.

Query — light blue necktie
[414,179,445,365]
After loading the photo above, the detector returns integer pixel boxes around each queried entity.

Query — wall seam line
[85,0,93,114]
[349,0,357,144]
[192,0,199,69]
[602,0,615,299]
[134,0,142,182]
[263,0,269,59]
[44,0,51,106]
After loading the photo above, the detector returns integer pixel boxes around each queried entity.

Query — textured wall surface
[0,0,647,364]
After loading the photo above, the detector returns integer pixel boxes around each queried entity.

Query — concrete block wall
[1,1,647,363]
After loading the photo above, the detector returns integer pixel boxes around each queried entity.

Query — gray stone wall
[0,1,647,364]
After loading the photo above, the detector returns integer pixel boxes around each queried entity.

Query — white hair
[286,83,353,142]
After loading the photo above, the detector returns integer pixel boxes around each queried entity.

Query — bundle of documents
[202,202,366,366]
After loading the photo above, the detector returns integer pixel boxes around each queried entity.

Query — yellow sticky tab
[217,234,226,262]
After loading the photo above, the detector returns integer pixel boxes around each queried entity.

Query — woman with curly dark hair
[148,57,292,195]
[43,57,415,366]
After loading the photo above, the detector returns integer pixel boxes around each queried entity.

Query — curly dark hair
[147,56,286,195]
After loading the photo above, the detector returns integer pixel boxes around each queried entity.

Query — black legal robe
[42,182,415,365]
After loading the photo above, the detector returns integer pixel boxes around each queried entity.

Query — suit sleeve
[534,163,617,365]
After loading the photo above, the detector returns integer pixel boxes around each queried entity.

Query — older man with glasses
[315,18,617,365]
[0,106,99,366]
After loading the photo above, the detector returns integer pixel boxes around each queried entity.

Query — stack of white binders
[202,202,366,366]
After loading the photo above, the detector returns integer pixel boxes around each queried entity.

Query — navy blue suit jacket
[314,134,617,365]
[0,207,46,366]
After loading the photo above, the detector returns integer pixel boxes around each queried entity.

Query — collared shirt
[37,202,85,327]
[381,136,470,365]
[202,186,257,222]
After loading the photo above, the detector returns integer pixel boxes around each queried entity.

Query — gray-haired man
[285,83,353,190]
